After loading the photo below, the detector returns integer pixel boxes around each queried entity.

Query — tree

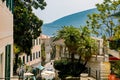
[86,0,120,78]
[111,61,120,78]
[77,26,98,65]
[55,26,97,63]
[13,44,21,74]
[14,0,46,55]
[110,12,120,78]
[54,26,97,77]
[21,0,47,10]
[14,0,46,73]
[112,11,120,40]
[86,0,120,38]
[109,12,120,50]
[41,42,46,65]
[56,26,81,62]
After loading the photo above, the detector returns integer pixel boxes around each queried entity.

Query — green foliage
[54,60,87,79]
[77,27,98,61]
[109,39,120,50]
[112,12,120,17]
[87,0,120,37]
[54,26,98,79]
[50,44,56,60]
[56,26,81,61]
[55,26,97,63]
[17,57,22,66]
[21,0,47,10]
[57,26,80,45]
[14,44,21,54]
[113,25,120,39]
[41,43,46,65]
[14,0,43,55]
[111,61,120,78]
[111,17,120,50]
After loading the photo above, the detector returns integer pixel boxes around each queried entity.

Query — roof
[53,39,65,45]
[40,34,50,39]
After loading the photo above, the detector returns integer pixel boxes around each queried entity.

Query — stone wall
[87,55,111,80]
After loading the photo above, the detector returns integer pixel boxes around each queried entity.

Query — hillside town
[1,0,120,80]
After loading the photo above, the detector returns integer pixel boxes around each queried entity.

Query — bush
[54,60,87,79]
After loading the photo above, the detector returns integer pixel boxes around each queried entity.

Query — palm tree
[54,26,98,77]
[56,26,81,62]
[55,26,98,63]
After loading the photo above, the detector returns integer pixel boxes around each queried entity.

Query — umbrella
[41,71,55,79]
[36,64,44,70]
[24,72,34,76]
[43,71,55,74]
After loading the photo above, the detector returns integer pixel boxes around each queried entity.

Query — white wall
[0,0,13,78]
[19,37,42,67]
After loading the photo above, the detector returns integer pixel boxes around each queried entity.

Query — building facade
[19,34,51,67]
[40,34,51,62]
[87,37,110,80]
[0,0,13,79]
[19,36,41,67]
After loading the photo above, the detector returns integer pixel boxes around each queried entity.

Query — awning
[31,62,44,70]
[109,57,120,61]
[35,64,44,70]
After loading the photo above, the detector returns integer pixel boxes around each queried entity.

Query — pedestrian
[18,67,24,80]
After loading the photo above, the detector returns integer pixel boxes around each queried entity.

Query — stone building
[19,34,51,67]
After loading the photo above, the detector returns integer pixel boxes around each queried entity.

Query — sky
[33,0,104,24]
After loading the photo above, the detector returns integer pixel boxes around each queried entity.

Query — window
[26,55,29,62]
[39,51,40,57]
[36,52,38,58]
[32,39,35,46]
[33,53,35,60]
[23,56,25,64]
[36,39,38,45]
[39,38,41,45]
[0,54,3,64]
[30,54,32,61]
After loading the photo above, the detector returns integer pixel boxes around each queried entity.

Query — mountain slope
[42,8,98,36]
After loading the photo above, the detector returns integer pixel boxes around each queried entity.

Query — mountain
[42,8,98,36]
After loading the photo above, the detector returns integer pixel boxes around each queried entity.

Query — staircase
[108,49,120,58]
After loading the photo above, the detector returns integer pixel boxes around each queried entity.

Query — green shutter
[11,0,13,13]
[5,45,11,80]
[6,0,13,13]
[10,0,13,13]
